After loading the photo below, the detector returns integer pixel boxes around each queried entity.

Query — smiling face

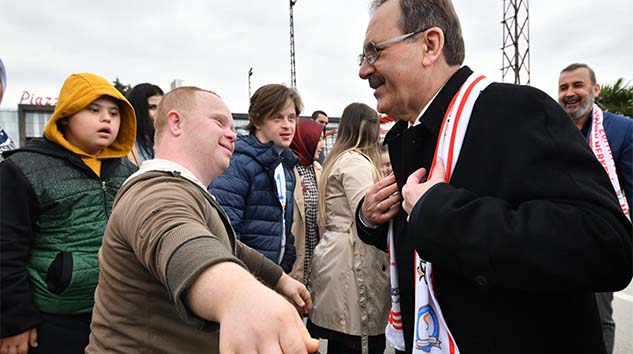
[358,0,426,121]
[62,96,121,156]
[558,67,600,125]
[254,98,297,149]
[185,91,236,178]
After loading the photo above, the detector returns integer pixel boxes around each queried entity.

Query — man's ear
[167,111,183,137]
[421,27,445,66]
[594,83,601,99]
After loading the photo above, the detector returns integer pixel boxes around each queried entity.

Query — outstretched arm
[187,262,319,354]
[235,240,311,314]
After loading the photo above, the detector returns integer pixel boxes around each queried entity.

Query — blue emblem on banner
[415,305,442,352]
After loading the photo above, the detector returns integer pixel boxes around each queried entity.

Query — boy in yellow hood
[0,73,137,354]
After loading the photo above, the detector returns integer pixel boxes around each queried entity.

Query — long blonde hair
[318,103,382,227]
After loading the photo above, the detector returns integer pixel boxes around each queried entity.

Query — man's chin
[570,106,592,121]
[376,99,392,116]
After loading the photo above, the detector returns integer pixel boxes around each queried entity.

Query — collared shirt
[126,158,207,191]
[409,84,444,128]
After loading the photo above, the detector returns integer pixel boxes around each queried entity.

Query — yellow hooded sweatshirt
[43,73,136,176]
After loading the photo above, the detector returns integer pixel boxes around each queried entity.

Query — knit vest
[9,151,134,314]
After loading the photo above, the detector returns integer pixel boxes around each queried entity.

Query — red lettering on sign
[19,91,30,104]
[18,91,57,106]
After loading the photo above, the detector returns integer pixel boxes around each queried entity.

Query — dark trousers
[595,292,615,354]
[307,319,385,354]
[326,338,385,354]
[30,312,92,354]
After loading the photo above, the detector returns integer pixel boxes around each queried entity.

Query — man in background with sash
[558,63,633,354]
[355,1,632,354]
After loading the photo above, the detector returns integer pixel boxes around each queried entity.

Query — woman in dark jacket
[209,84,302,272]
[126,83,163,166]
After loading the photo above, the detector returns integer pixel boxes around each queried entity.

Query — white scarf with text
[589,104,630,219]
[386,73,492,354]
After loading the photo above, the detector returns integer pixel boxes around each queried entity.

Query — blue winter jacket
[209,134,298,272]
[581,110,633,208]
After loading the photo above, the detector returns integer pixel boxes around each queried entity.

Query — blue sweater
[209,134,298,272]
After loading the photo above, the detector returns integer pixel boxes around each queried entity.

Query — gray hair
[560,63,597,85]
[370,0,465,66]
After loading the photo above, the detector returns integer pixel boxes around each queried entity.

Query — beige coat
[308,151,390,352]
[289,161,322,283]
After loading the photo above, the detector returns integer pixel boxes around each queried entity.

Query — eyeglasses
[358,27,430,66]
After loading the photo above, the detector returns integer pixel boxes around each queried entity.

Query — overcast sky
[2,0,632,117]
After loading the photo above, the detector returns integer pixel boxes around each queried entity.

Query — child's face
[63,96,121,156]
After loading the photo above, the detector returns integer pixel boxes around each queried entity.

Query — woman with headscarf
[288,119,325,285]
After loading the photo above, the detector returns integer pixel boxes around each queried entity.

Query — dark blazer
[580,110,633,208]
[357,66,632,354]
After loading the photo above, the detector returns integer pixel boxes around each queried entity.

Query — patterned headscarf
[290,119,325,166]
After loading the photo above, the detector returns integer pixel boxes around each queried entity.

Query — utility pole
[289,0,298,88]
[501,0,530,85]
[248,67,253,99]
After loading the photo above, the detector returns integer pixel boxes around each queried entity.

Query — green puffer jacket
[4,139,136,315]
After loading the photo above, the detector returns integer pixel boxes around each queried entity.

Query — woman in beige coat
[308,103,389,354]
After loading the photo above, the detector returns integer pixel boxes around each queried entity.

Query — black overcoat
[357,66,632,354]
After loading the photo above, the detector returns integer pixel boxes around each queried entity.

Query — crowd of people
[0,1,631,354]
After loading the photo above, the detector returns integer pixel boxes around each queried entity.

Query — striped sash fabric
[589,104,630,219]
[386,73,492,354]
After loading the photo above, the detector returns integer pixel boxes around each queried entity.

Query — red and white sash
[386,73,492,353]
[589,104,630,219]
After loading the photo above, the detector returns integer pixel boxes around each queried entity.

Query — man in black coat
[355,1,632,354]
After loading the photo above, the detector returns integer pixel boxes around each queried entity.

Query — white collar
[125,158,207,191]
[408,83,445,128]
